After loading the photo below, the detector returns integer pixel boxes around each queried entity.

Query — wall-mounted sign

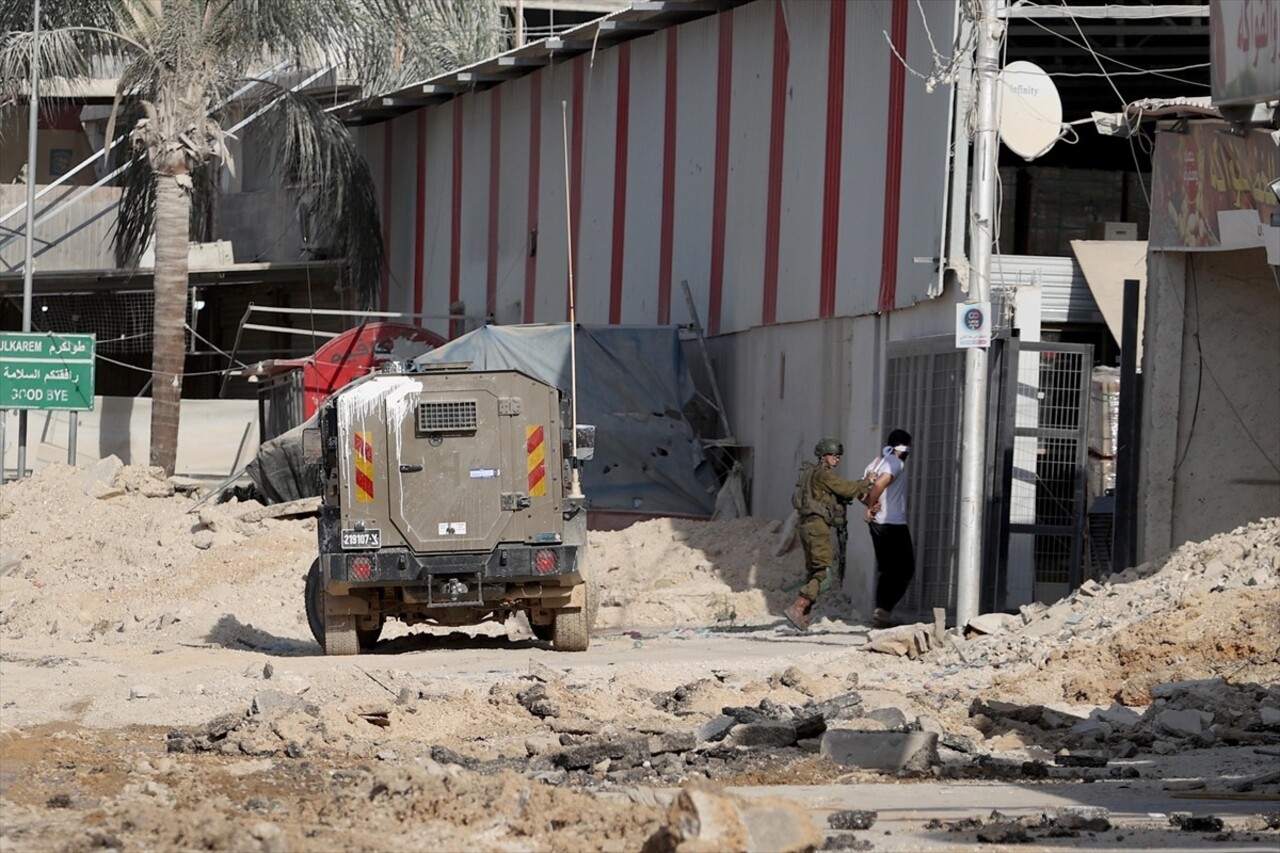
[1212,0,1280,107]
[0,333,96,411]
[956,303,991,349]
[1150,123,1280,250]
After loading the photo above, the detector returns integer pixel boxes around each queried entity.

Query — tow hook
[442,578,469,600]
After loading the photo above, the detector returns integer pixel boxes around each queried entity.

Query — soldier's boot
[784,596,812,632]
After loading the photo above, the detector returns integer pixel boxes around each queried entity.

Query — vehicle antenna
[561,100,583,499]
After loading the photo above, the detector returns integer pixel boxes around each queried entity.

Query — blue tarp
[413,324,718,519]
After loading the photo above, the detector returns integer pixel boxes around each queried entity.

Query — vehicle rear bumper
[320,543,580,586]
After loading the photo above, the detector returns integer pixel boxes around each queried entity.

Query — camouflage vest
[792,462,832,522]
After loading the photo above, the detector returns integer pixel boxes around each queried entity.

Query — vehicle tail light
[349,556,374,580]
[533,549,558,575]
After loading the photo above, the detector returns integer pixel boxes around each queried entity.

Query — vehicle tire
[551,563,597,652]
[324,614,360,656]
[304,559,325,648]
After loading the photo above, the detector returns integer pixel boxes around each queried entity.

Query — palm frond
[113,141,156,269]
[259,85,382,307]
[0,0,129,33]
[353,0,507,95]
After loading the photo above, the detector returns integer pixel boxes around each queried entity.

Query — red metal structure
[240,322,445,441]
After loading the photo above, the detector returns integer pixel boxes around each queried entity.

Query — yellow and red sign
[354,431,374,503]
[1151,123,1280,249]
[526,425,547,497]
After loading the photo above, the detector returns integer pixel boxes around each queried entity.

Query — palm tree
[1,1,503,474]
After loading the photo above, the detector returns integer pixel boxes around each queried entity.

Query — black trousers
[868,522,914,611]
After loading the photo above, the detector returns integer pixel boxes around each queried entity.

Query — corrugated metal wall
[991,254,1103,325]
[361,0,955,341]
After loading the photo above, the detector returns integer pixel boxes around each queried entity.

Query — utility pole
[16,0,40,481]
[955,0,1004,625]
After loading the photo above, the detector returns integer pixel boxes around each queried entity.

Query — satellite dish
[998,61,1063,161]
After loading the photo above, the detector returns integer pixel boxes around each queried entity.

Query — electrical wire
[93,351,232,378]
[184,323,247,369]
[1171,253,1203,477]
[1158,255,1280,476]
[1018,13,1211,88]
[1051,1,1153,210]
[1049,63,1210,84]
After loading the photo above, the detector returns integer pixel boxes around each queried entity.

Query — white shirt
[864,452,907,525]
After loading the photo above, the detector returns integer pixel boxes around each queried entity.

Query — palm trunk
[150,172,190,475]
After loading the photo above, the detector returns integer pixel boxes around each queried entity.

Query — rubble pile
[861,519,1279,700]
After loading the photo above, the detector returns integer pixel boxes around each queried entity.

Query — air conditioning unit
[1086,221,1138,241]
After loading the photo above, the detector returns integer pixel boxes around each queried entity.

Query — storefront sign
[1150,123,1280,250]
[1212,0,1280,106]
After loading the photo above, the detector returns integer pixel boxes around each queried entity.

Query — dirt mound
[0,464,808,650]
[588,515,802,629]
[966,517,1280,708]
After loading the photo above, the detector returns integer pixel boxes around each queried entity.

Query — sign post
[1,333,96,474]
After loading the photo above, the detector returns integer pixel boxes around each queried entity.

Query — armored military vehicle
[304,361,598,655]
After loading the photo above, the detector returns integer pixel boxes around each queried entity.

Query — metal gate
[883,336,1092,620]
[883,337,966,620]
[988,340,1093,610]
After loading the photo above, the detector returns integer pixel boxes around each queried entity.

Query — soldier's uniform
[795,464,873,602]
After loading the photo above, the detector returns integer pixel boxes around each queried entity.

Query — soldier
[784,438,873,632]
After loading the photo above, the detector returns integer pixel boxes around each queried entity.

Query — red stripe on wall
[487,89,501,321]
[413,110,426,318]
[609,44,631,325]
[877,0,909,313]
[761,1,789,326]
[450,99,464,339]
[819,0,847,318]
[657,28,679,325]
[707,11,734,338]
[569,59,585,321]
[380,121,394,311]
[524,75,541,323]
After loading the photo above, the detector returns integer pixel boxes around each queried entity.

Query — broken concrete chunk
[864,707,908,730]
[1156,707,1209,738]
[865,638,912,656]
[694,715,737,744]
[966,612,1018,635]
[812,691,862,718]
[554,735,649,770]
[820,730,938,774]
[827,809,877,831]
[1054,750,1108,768]
[516,683,559,719]
[976,822,1029,844]
[646,784,821,853]
[1050,806,1112,832]
[1169,813,1224,832]
[648,731,696,755]
[732,722,799,748]
[78,455,123,495]
[1076,578,1105,597]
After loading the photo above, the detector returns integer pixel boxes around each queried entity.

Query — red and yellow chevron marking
[354,431,374,503]
[526,424,547,497]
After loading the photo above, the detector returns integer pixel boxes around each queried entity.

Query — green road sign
[0,332,96,411]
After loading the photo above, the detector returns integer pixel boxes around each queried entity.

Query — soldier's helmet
[814,437,844,457]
